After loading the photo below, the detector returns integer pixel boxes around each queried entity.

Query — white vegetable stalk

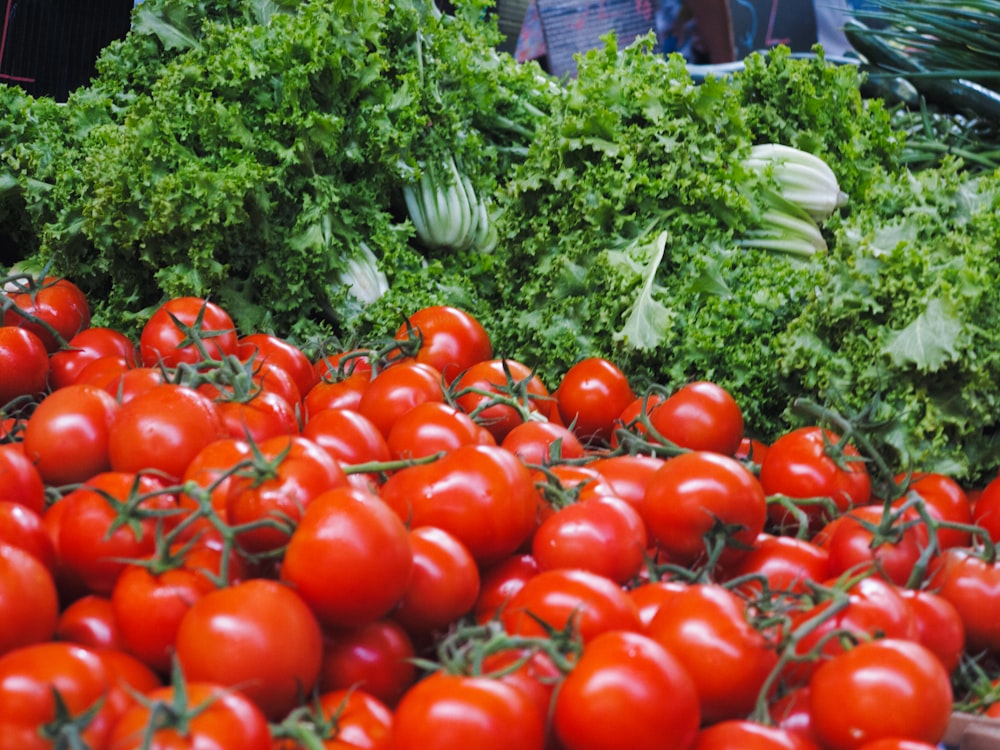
[403,155,494,253]
[338,241,389,305]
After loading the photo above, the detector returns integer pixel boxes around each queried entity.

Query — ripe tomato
[100,365,166,404]
[0,442,46,515]
[392,525,480,636]
[302,408,391,467]
[894,471,972,550]
[898,587,965,674]
[386,400,495,460]
[391,672,547,750]
[139,296,239,368]
[72,354,134,392]
[108,681,272,750]
[760,426,871,533]
[48,326,137,391]
[226,434,349,555]
[500,419,585,466]
[629,579,690,631]
[0,501,56,574]
[176,437,254,542]
[646,582,778,724]
[175,578,324,720]
[318,619,417,707]
[554,630,700,750]
[588,453,667,509]
[273,688,392,750]
[808,639,952,750]
[55,594,123,651]
[473,552,540,623]
[23,383,120,486]
[379,444,540,566]
[356,360,445,438]
[479,647,561,719]
[4,275,91,352]
[108,383,227,481]
[532,495,648,584]
[237,332,317,398]
[393,305,493,382]
[500,567,641,643]
[694,720,821,750]
[303,371,371,415]
[824,504,930,587]
[0,325,49,403]
[281,485,413,629]
[209,387,299,442]
[647,380,745,456]
[926,547,1000,654]
[724,532,831,597]
[452,358,554,442]
[641,450,767,569]
[970,474,1000,544]
[0,543,59,656]
[555,357,636,445]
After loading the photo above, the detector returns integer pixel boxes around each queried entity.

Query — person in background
[657,0,737,63]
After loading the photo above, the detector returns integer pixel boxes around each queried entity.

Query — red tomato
[555,357,636,445]
[808,639,952,750]
[760,426,872,533]
[281,485,413,629]
[0,501,56,574]
[98,647,163,702]
[478,647,561,720]
[473,553,540,623]
[108,681,272,750]
[356,360,445,438]
[22,383,119,486]
[532,495,648,584]
[628,579,690,631]
[0,326,49,403]
[100,365,166,404]
[724,532,831,597]
[824,504,930,587]
[55,594,123,651]
[237,332,317,398]
[0,442,46,515]
[554,630,700,750]
[646,582,778,724]
[0,641,123,750]
[392,525,480,636]
[768,686,821,747]
[391,672,546,750]
[303,371,371,415]
[72,354,134,392]
[226,434,349,555]
[139,296,239,368]
[647,380,745,455]
[177,437,254,542]
[894,471,972,550]
[273,688,392,750]
[48,326,137,391]
[386,400,495,460]
[926,547,1000,654]
[736,436,771,465]
[452,358,553,442]
[500,567,641,643]
[588,453,667,509]
[971,474,1000,544]
[379,444,540,566]
[318,619,417,707]
[0,543,59,656]
[641,450,767,569]
[250,358,303,407]
[108,383,227,481]
[302,408,391,467]
[393,305,493,382]
[695,720,821,750]
[899,587,965,674]
[4,276,91,352]
[210,387,299,442]
[500,419,585,466]
[175,578,323,720]
[853,741,941,750]
[313,349,374,383]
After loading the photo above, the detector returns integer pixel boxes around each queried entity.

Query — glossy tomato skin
[899,587,965,674]
[108,681,272,750]
[0,443,47,515]
[55,594,123,651]
[4,276,91,353]
[0,543,59,656]
[473,553,540,623]
[176,437,254,542]
[0,326,49,403]
[894,472,972,550]
[318,619,417,707]
[808,639,953,750]
[647,380,745,456]
[301,408,391,467]
[22,383,119,486]
[390,672,546,750]
[273,687,392,750]
[694,720,821,750]
[175,578,324,720]
[926,547,1000,654]
[723,532,831,597]
[386,400,495,460]
[356,361,445,438]
[393,305,493,383]
[139,296,238,368]
[554,630,700,750]
[281,485,413,629]
[500,419,585,465]
[237,332,317,399]
[48,326,137,391]
[555,357,636,445]
[452,358,553,442]
[588,453,667,509]
[209,387,299,442]
[970,474,1000,544]
[641,450,767,569]
[824,504,930,587]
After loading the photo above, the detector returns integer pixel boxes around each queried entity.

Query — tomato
[226,434,349,555]
[500,567,641,643]
[695,720,822,750]
[898,587,965,674]
[303,371,371,416]
[736,436,771,465]
[274,688,392,750]
[237,332,317,398]
[0,442,46,514]
[0,543,59,656]
[0,326,49,403]
[647,380,745,456]
[452,358,554,442]
[971,473,1000,544]
[555,357,636,446]
[108,681,272,750]
[355,360,445,438]
[98,648,163,702]
[48,326,137,391]
[808,639,952,750]
[393,305,493,382]
[532,495,648,584]
[53,470,177,596]
[249,357,303,408]
[385,400,495,460]
[824,504,930,587]
[724,532,831,596]
[392,525,480,636]
[108,383,227,481]
[641,450,767,569]
[139,296,239,368]
[628,579,690,631]
[0,501,55,575]
[302,408,391,467]
[926,547,1000,654]
[0,641,123,750]
[390,672,546,750]
[318,619,417,707]
[500,419,585,466]
[175,578,323,720]
[100,365,166,404]
[853,741,941,750]
[379,444,540,566]
[72,354,134,392]
[554,630,700,750]
[588,453,667,509]
[177,437,254,542]
[646,582,778,724]
[473,553,540,623]
[768,686,821,747]
[4,275,91,352]
[894,471,972,550]
[281,485,413,629]
[210,387,299,442]
[55,594,123,651]
[760,426,872,534]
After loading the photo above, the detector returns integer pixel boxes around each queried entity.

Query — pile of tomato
[3,273,1000,750]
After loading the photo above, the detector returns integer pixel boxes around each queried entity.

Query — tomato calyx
[610,387,691,459]
[449,360,552,430]
[273,691,358,750]
[39,687,106,750]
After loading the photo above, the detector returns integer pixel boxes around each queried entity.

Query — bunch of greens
[0,0,558,340]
